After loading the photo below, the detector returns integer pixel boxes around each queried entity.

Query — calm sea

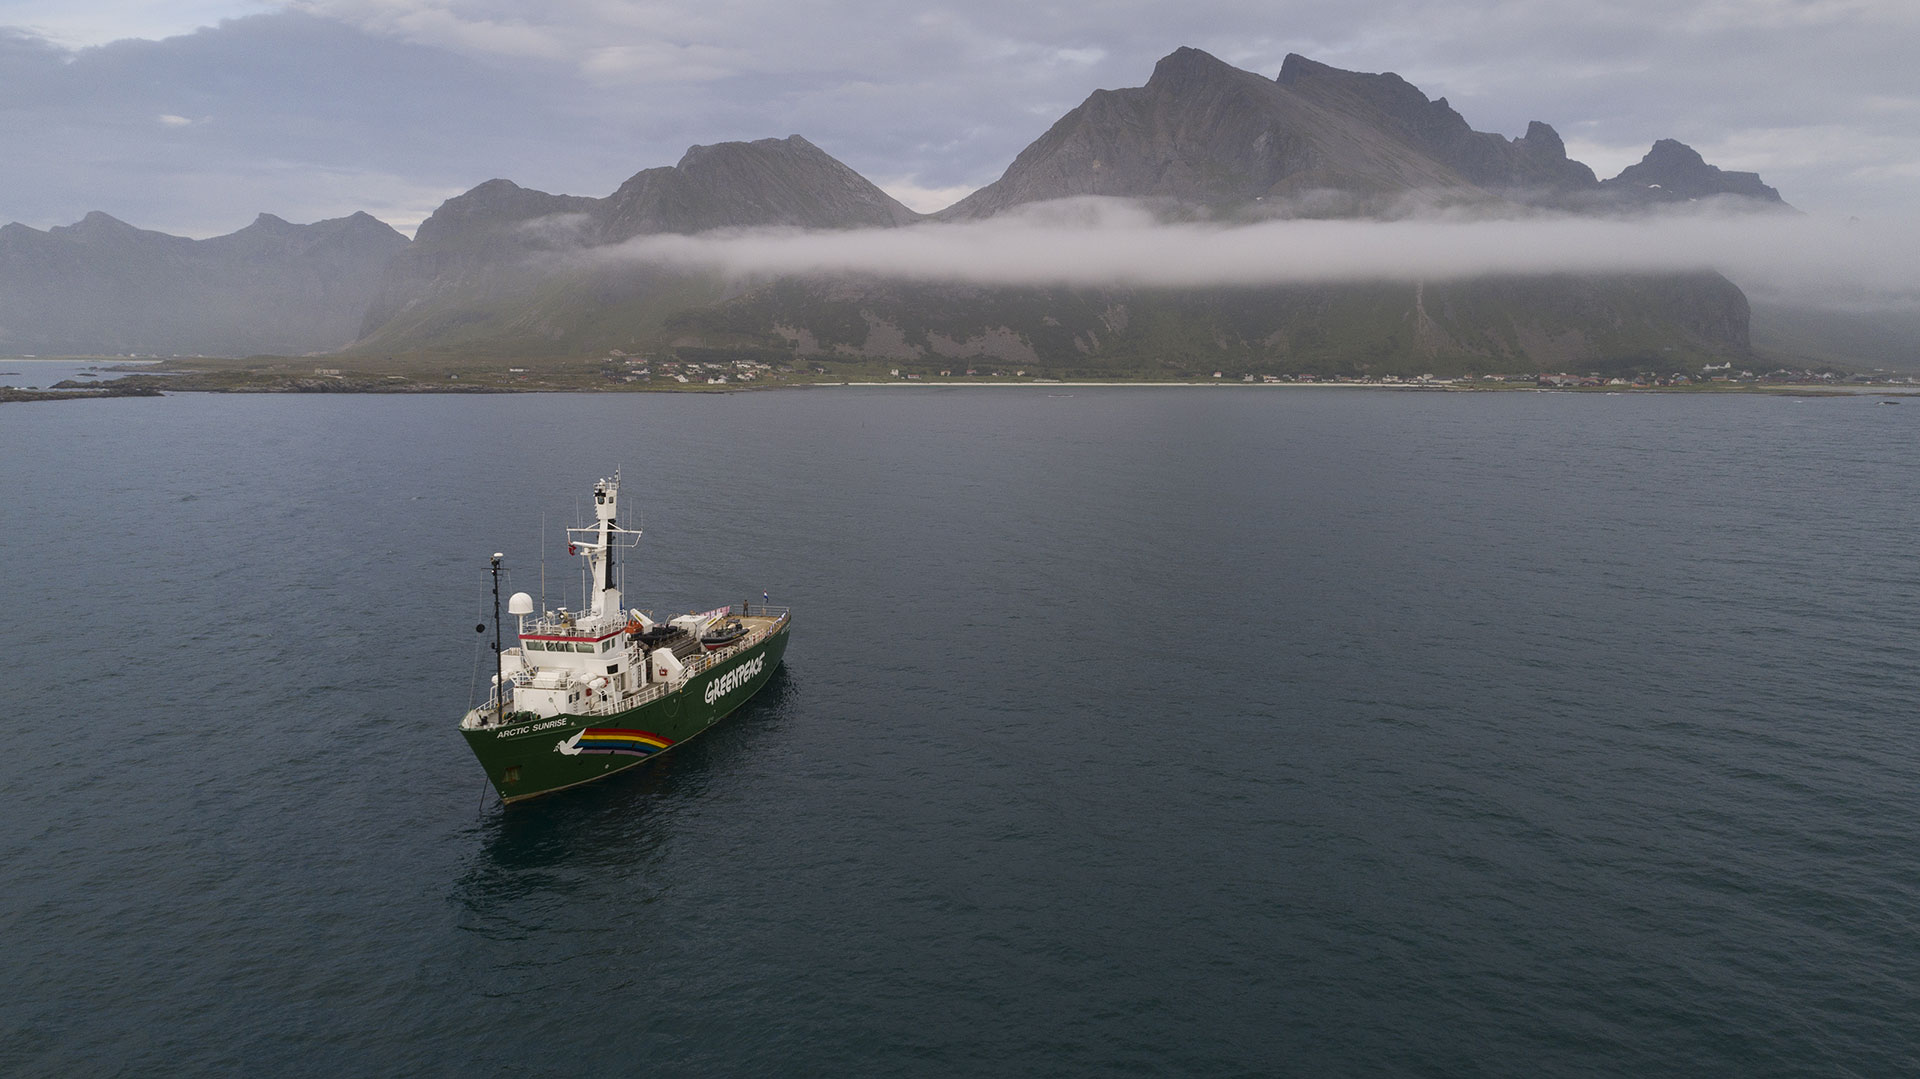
[3,387,1917,1076]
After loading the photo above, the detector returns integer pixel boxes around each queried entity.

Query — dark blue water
[4,388,1918,1076]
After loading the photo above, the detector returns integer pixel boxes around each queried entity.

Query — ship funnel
[508,592,534,616]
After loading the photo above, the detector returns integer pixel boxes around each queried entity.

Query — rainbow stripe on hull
[561,728,675,757]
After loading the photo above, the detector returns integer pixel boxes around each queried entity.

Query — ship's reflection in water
[453,667,795,923]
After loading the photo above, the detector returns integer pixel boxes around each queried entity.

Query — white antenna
[539,511,548,616]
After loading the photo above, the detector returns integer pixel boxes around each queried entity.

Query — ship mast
[570,472,641,623]
[490,552,504,725]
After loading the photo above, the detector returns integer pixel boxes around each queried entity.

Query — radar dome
[508,592,534,615]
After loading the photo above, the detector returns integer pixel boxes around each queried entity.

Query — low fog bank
[592,198,1920,314]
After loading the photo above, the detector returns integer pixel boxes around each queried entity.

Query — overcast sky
[2,0,1914,237]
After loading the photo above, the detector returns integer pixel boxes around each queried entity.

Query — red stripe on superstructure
[520,633,621,643]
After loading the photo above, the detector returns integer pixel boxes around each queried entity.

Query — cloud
[591,197,1920,312]
[580,41,741,85]
[294,1,568,61]
[0,0,263,48]
[0,12,599,235]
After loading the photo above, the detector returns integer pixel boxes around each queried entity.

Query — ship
[459,473,790,803]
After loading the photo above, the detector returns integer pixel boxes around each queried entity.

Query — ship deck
[463,606,790,730]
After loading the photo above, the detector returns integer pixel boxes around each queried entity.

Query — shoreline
[6,361,1916,402]
[7,378,1913,402]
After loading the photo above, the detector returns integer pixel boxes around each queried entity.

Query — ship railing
[474,608,788,723]
[467,699,520,728]
[519,615,624,640]
[617,682,670,710]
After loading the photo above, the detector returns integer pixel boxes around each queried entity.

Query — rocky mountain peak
[945,48,1644,219]
[1604,138,1786,205]
[68,211,138,236]
[593,134,919,241]
[335,210,404,239]
[677,133,810,169]
[1645,138,1706,168]
[229,213,302,241]
[1520,121,1567,157]
[1276,52,1465,139]
[1277,53,1429,112]
[939,45,1408,219]
[413,179,598,246]
[1146,46,1248,93]
[42,212,189,253]
[1508,121,1596,187]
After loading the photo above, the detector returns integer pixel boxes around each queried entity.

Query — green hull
[463,620,790,803]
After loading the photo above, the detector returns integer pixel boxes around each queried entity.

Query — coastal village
[581,353,1909,391]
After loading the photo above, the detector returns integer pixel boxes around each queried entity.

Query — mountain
[654,272,1752,377]
[0,210,407,356]
[594,135,921,240]
[656,50,1784,374]
[349,179,600,349]
[938,48,1479,219]
[354,135,919,354]
[1601,139,1787,204]
[346,48,1768,372]
[1,49,1814,371]
[941,47,1781,219]
[1273,54,1599,194]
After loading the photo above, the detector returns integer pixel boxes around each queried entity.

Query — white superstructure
[480,474,647,722]
[461,473,784,730]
